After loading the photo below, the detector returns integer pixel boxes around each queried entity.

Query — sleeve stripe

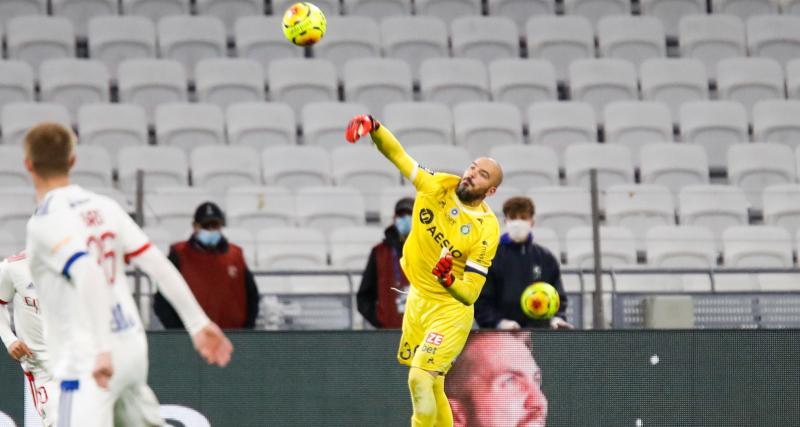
[409,161,419,182]
[465,261,488,276]
[0,299,7,305]
[124,242,151,264]
[62,251,88,280]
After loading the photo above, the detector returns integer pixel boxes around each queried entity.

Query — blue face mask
[196,229,222,247]
[395,215,412,236]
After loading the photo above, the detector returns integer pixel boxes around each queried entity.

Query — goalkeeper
[346,115,502,427]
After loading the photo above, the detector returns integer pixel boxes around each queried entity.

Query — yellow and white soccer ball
[520,282,560,320]
[282,2,327,46]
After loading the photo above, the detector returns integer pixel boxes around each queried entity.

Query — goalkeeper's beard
[456,181,484,204]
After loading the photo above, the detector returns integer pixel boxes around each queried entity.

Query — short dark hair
[502,196,535,218]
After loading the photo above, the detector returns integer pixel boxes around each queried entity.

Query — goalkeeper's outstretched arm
[345,115,418,180]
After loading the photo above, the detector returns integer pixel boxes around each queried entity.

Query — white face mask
[506,219,532,243]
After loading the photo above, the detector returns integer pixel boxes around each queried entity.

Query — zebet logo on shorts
[422,333,444,365]
[425,332,444,345]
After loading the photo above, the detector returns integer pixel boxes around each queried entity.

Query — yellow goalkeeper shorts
[396,287,473,374]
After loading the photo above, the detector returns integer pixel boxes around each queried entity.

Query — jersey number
[86,232,117,286]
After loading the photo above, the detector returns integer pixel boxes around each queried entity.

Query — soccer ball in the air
[520,282,560,320]
[282,2,327,46]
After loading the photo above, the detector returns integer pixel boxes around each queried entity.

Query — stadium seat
[39,59,110,121]
[525,15,594,81]
[256,227,328,269]
[527,101,597,162]
[568,58,639,122]
[120,0,189,23]
[380,16,449,80]
[488,59,558,118]
[191,146,262,194]
[639,143,709,195]
[379,185,416,226]
[144,187,215,237]
[6,16,75,71]
[788,59,800,99]
[273,0,339,16]
[722,225,793,268]
[645,225,717,268]
[0,1,45,30]
[527,186,592,245]
[450,16,519,66]
[268,58,338,115]
[1,102,70,145]
[781,0,800,14]
[566,226,637,268]
[117,59,188,123]
[0,147,30,186]
[0,61,35,112]
[597,16,666,68]
[415,0,481,25]
[487,0,554,31]
[331,145,400,214]
[87,187,134,214]
[710,0,777,21]
[679,101,750,169]
[195,0,262,36]
[72,145,112,188]
[382,102,454,147]
[301,102,368,150]
[154,103,226,153]
[342,58,413,116]
[234,16,303,74]
[221,226,257,266]
[678,185,750,247]
[405,146,471,177]
[640,58,709,119]
[763,184,800,237]
[605,184,676,249]
[640,0,705,38]
[296,186,367,233]
[603,101,674,162]
[753,100,800,149]
[329,226,384,269]
[261,146,332,190]
[419,58,490,108]
[342,0,411,17]
[679,14,746,80]
[226,102,296,149]
[195,58,265,110]
[717,57,785,119]
[117,146,189,193]
[77,104,148,166]
[225,186,297,232]
[0,229,21,260]
[530,226,561,259]
[51,0,118,38]
[0,188,36,242]
[484,185,524,217]
[562,0,631,27]
[727,143,796,209]
[564,143,635,191]
[157,16,226,79]
[453,102,524,157]
[312,17,381,71]
[488,145,559,189]
[746,15,800,68]
[88,16,156,79]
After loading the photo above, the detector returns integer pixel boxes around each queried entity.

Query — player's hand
[191,322,233,368]
[7,340,33,361]
[432,253,454,287]
[497,319,521,330]
[345,114,380,143]
[92,351,113,389]
[550,317,574,330]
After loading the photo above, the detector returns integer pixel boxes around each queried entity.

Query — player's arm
[432,227,500,306]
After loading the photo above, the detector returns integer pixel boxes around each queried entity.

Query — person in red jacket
[154,202,259,329]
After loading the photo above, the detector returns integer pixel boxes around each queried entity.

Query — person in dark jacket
[357,197,414,328]
[475,196,573,330]
[154,202,260,329]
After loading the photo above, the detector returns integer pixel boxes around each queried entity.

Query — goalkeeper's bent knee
[408,368,437,425]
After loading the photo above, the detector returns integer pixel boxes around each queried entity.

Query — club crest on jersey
[450,207,459,217]
[228,265,238,278]
[532,265,542,279]
[460,224,471,235]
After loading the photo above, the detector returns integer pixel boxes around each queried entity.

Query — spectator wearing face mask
[475,197,572,330]
[357,197,414,328]
[154,202,260,329]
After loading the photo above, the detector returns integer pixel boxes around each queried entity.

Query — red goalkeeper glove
[345,114,380,143]
[432,253,454,287]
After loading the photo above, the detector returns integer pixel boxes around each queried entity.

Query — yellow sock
[408,368,437,427]
[433,375,453,427]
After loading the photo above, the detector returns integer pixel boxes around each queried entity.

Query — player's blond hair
[23,122,76,179]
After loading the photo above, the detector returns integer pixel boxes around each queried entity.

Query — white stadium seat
[256,227,328,269]
[273,0,339,16]
[484,185,524,218]
[605,184,676,250]
[296,186,367,233]
[753,100,800,149]
[639,143,709,195]
[145,187,215,238]
[226,102,296,149]
[788,58,800,100]
[1,102,70,145]
[405,146,471,177]
[781,0,800,14]
[195,58,265,110]
[562,0,631,27]
[419,58,490,108]
[487,0,553,31]
[0,1,46,29]
[451,16,520,66]
[221,226,257,267]
[489,59,558,118]
[72,145,113,188]
[566,226,637,268]
[678,185,750,247]
[78,104,148,165]
[0,229,22,260]
[0,188,37,242]
[453,102,524,157]
[6,16,75,71]
[117,146,188,193]
[415,0,481,25]
[329,226,384,269]
[0,60,35,111]
[301,102,368,150]
[640,0,705,38]
[331,146,400,213]
[679,14,746,80]
[51,0,118,38]
[746,15,800,68]
[225,186,297,232]
[312,17,381,71]
[261,146,332,190]
[117,59,188,123]
[0,146,30,187]
[568,58,639,122]
[640,58,709,119]
[39,59,110,121]
[342,58,413,116]
[723,225,793,268]
[597,15,666,68]
[88,16,156,78]
[120,0,189,23]
[528,186,592,245]
[531,226,561,259]
[195,0,263,35]
[382,102,454,147]
[526,15,594,81]
[710,0,777,21]
[268,58,338,115]
[379,186,416,226]
[342,0,411,18]
[564,143,635,191]
[235,16,303,73]
[154,103,226,153]
[157,16,226,78]
[488,145,559,189]
[191,146,262,193]
[716,57,785,120]
[763,184,800,237]
[527,101,597,162]
[646,225,717,268]
[679,101,749,169]
[380,16,449,80]
[603,101,674,163]
[727,143,796,209]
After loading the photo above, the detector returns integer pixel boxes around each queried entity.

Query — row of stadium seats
[3,13,800,81]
